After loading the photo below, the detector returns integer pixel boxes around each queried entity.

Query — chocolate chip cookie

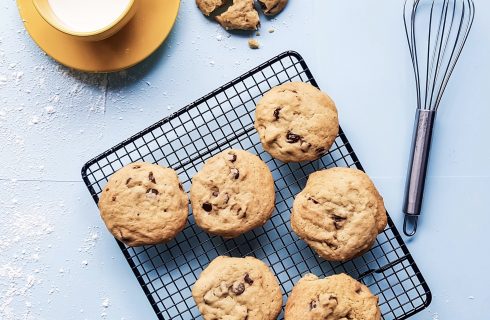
[192,256,282,320]
[196,0,228,16]
[258,0,288,15]
[215,0,260,30]
[285,273,381,320]
[191,149,275,238]
[291,168,387,261]
[254,82,339,163]
[98,162,188,247]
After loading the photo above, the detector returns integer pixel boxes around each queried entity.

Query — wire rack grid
[81,51,431,320]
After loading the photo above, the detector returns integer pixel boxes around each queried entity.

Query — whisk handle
[403,109,437,236]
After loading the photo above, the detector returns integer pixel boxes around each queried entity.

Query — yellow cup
[32,0,137,41]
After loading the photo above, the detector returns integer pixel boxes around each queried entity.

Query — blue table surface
[1,0,489,319]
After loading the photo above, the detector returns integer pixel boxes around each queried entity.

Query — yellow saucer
[17,0,180,73]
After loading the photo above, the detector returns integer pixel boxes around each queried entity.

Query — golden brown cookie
[258,0,288,15]
[291,168,387,261]
[196,0,227,16]
[285,273,381,320]
[192,256,283,320]
[98,162,188,247]
[190,149,275,238]
[215,0,260,30]
[254,82,339,163]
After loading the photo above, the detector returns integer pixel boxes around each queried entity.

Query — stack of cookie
[97,81,386,320]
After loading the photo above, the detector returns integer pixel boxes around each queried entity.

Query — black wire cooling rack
[81,51,431,320]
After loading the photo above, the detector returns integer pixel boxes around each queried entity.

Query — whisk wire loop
[404,0,475,112]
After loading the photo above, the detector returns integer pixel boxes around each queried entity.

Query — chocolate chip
[148,172,156,184]
[202,202,212,212]
[308,197,319,204]
[132,165,141,169]
[309,300,317,310]
[230,168,239,179]
[286,131,301,143]
[333,215,346,230]
[316,147,326,155]
[112,196,116,201]
[178,183,184,191]
[244,273,254,285]
[355,286,362,294]
[227,153,237,162]
[147,188,159,195]
[231,282,245,295]
[125,178,132,185]
[212,191,219,197]
[273,107,281,120]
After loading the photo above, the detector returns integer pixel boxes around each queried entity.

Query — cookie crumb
[248,39,260,49]
[268,28,275,33]
[256,31,261,36]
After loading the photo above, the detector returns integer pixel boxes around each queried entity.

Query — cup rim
[32,0,136,38]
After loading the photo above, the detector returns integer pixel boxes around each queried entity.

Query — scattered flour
[0,208,55,320]
[79,227,100,253]
[44,106,55,115]
[101,298,110,308]
[29,116,39,125]
[100,297,111,318]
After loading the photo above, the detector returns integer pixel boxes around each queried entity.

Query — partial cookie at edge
[192,256,282,320]
[196,0,227,16]
[258,0,288,15]
[285,273,381,320]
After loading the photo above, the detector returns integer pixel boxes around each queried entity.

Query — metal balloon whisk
[402,0,475,236]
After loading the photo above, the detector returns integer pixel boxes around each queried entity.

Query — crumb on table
[248,39,260,49]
